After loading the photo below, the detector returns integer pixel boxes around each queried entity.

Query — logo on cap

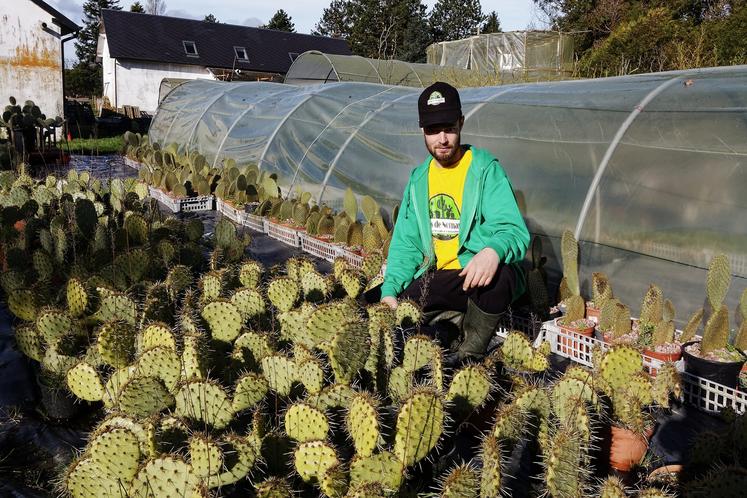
[427,91,446,106]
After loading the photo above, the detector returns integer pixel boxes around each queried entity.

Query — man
[373,81,529,363]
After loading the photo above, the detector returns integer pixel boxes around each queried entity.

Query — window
[288,52,299,62]
[183,41,198,57]
[234,47,249,61]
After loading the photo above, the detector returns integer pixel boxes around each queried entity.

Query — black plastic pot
[681,341,746,388]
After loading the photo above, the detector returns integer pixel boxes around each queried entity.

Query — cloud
[165,9,201,20]
[242,17,263,27]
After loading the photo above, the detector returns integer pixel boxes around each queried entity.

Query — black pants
[365,264,516,315]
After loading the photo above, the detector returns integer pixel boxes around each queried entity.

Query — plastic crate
[157,190,214,213]
[299,234,339,262]
[266,221,301,247]
[338,248,364,269]
[245,214,266,233]
[680,371,747,414]
[536,319,747,415]
[216,198,244,224]
[123,157,143,170]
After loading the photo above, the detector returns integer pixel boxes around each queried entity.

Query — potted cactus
[595,345,681,472]
[639,293,683,370]
[597,298,635,344]
[681,254,747,388]
[555,294,595,359]
[586,271,613,322]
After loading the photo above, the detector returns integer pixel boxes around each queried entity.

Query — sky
[48,0,544,37]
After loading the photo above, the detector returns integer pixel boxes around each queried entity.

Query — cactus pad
[439,464,479,498]
[136,346,181,391]
[232,372,269,412]
[294,440,339,483]
[446,365,492,417]
[66,361,104,401]
[201,300,243,342]
[118,375,174,418]
[297,358,325,394]
[347,393,381,457]
[174,380,233,429]
[267,277,300,312]
[231,287,266,319]
[261,354,297,396]
[284,402,329,442]
[97,322,137,368]
[128,456,200,498]
[393,388,444,466]
[349,451,404,492]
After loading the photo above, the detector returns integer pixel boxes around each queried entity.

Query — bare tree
[145,0,166,15]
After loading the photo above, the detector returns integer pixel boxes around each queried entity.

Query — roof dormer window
[234,47,249,61]
[183,41,198,57]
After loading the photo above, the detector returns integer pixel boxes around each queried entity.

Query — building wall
[100,34,215,113]
[0,1,65,120]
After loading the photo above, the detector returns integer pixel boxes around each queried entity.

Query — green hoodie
[381,145,530,300]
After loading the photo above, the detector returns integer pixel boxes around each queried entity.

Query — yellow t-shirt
[428,149,472,270]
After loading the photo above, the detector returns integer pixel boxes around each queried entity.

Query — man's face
[423,118,463,167]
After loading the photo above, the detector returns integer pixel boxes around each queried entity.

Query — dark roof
[100,9,351,73]
[30,0,80,35]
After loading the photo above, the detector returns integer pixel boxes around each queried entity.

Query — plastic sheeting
[148,66,747,321]
[427,31,576,79]
[284,50,478,87]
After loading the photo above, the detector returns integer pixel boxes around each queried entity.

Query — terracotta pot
[609,425,651,472]
[556,318,595,361]
[647,464,683,481]
[643,348,682,376]
[585,305,601,323]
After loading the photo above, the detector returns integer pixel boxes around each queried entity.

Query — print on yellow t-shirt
[428,149,472,270]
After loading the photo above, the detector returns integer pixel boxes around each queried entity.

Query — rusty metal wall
[0,1,65,120]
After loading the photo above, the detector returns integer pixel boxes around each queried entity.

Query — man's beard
[426,137,462,167]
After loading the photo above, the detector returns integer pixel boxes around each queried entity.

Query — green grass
[61,136,124,155]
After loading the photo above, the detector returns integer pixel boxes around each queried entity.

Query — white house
[0,0,79,122]
[97,10,351,114]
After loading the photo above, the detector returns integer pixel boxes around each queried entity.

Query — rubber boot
[445,299,503,366]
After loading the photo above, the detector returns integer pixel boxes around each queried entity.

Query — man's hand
[459,247,499,291]
[381,296,398,310]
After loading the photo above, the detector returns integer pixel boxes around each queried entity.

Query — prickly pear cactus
[346,392,381,458]
[284,402,329,442]
[393,387,444,467]
[66,361,104,401]
[480,435,503,497]
[201,300,243,342]
[293,440,339,484]
[446,364,492,418]
[174,380,233,429]
[439,464,479,498]
[267,277,300,312]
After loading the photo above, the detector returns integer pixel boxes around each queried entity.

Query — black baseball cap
[418,81,462,128]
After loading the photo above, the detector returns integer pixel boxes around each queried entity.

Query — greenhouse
[150,65,747,321]
[283,50,478,87]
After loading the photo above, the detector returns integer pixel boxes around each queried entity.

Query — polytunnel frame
[573,74,688,241]
[287,50,437,87]
[184,82,258,148]
[161,83,218,147]
[286,85,405,194]
[210,85,300,169]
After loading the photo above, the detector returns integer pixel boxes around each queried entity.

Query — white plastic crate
[338,248,364,269]
[536,319,747,415]
[157,190,214,213]
[266,221,301,247]
[245,214,266,233]
[680,371,747,414]
[216,198,244,224]
[123,157,143,170]
[178,195,214,212]
[299,234,339,262]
